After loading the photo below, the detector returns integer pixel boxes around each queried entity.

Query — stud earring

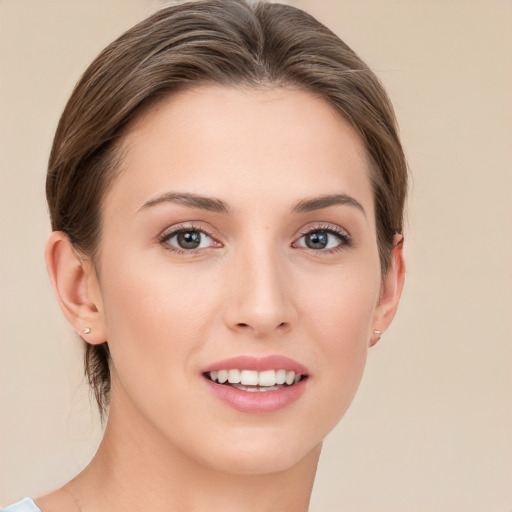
[370,329,383,346]
[83,327,92,334]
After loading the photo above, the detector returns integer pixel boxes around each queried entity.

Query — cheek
[101,246,215,329]
[301,262,380,345]
[299,266,380,423]
[97,254,219,390]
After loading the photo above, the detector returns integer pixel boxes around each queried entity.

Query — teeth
[240,370,259,386]
[258,370,276,387]
[207,369,303,388]
[275,369,287,385]
[228,369,241,384]
[232,384,281,392]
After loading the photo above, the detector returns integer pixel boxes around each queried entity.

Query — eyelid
[292,223,352,252]
[158,222,222,253]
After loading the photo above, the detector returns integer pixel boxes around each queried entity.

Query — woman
[3,0,406,510]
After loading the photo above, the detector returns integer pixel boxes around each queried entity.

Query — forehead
[107,85,375,220]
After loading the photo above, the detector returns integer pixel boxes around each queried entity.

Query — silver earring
[83,327,92,334]
[373,329,382,340]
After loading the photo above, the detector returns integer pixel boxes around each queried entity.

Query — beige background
[1,0,511,510]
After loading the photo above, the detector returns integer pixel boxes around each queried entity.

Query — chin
[207,445,320,476]
[186,424,324,476]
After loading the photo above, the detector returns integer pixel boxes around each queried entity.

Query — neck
[65,384,321,512]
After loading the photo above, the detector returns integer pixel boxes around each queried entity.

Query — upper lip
[202,355,308,375]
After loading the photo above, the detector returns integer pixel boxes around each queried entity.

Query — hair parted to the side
[47,0,408,419]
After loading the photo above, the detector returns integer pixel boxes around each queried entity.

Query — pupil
[306,231,328,249]
[177,231,201,249]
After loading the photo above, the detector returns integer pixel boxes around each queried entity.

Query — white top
[1,498,41,512]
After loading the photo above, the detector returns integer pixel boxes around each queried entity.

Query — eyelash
[294,224,352,254]
[159,223,220,255]
[158,223,352,255]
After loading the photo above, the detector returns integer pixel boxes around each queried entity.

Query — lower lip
[203,377,308,414]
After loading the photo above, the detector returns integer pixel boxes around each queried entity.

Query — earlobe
[370,234,406,346]
[45,231,106,344]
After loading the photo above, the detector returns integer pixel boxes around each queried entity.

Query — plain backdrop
[1,1,511,511]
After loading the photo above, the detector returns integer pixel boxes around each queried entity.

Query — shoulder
[1,498,41,512]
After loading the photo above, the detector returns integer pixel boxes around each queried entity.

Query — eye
[294,227,351,252]
[161,227,219,252]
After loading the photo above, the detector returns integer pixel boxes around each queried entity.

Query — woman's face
[88,85,401,474]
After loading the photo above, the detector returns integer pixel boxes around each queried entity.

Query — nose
[223,242,297,338]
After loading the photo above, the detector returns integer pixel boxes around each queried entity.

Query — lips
[201,355,309,413]
[202,354,308,374]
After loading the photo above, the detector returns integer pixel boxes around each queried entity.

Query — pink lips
[202,355,308,374]
[201,355,309,414]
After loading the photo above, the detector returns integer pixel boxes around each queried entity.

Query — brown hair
[47,0,407,418]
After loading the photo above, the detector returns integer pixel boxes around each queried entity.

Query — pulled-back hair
[47,0,407,418]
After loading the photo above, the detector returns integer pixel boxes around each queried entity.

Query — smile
[205,369,304,391]
[202,356,309,413]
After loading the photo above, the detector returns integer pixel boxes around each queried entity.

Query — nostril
[232,320,290,334]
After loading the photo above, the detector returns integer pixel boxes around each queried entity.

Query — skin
[41,85,404,512]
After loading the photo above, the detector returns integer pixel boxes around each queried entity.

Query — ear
[45,231,106,344]
[370,234,406,347]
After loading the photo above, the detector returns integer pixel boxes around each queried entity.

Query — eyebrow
[292,194,366,216]
[139,191,365,217]
[139,192,231,214]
